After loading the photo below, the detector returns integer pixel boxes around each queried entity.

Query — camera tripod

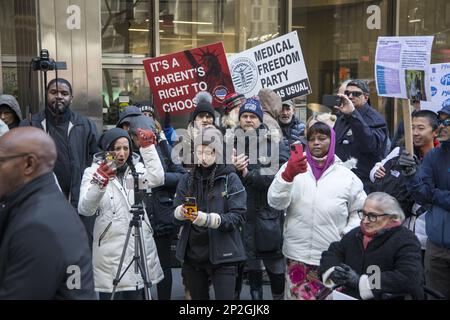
[111,169,152,300]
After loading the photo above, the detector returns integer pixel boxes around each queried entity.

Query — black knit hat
[98,128,131,151]
[191,101,216,122]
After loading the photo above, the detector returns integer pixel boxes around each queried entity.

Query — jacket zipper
[98,221,112,247]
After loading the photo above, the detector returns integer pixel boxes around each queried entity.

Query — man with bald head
[0,127,96,299]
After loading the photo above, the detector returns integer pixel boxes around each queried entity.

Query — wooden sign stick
[401,99,414,155]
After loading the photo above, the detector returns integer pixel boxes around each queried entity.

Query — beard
[48,101,69,115]
[279,116,292,124]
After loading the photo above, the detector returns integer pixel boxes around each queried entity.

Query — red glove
[91,162,116,189]
[137,128,157,148]
[281,155,308,182]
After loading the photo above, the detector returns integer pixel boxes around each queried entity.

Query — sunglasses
[357,211,390,222]
[438,119,450,127]
[344,90,364,97]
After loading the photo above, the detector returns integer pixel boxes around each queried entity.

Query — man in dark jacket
[232,98,289,300]
[278,99,305,145]
[402,106,450,299]
[20,78,98,241]
[0,94,22,129]
[334,79,388,192]
[0,127,96,299]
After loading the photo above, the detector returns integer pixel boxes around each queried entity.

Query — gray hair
[366,192,405,221]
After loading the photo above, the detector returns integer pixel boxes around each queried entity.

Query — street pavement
[150,267,273,300]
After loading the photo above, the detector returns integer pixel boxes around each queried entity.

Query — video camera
[31,49,67,72]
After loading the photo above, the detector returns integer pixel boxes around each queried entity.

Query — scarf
[306,126,336,181]
[360,220,402,250]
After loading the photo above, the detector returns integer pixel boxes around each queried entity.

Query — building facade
[1,0,450,131]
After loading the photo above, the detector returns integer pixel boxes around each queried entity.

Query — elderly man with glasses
[334,80,388,193]
[319,192,424,300]
[0,127,96,299]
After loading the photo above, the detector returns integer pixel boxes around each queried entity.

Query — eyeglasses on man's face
[438,119,450,127]
[344,90,364,98]
[0,153,29,164]
[358,211,390,222]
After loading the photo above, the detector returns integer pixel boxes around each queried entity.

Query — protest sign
[228,31,311,101]
[421,63,450,113]
[375,36,434,101]
[143,42,234,116]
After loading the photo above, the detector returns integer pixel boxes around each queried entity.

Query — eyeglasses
[344,90,364,97]
[438,119,450,127]
[357,211,390,222]
[0,153,29,164]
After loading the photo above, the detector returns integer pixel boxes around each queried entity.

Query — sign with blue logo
[228,31,311,101]
[421,63,450,113]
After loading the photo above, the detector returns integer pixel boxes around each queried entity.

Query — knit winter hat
[239,98,264,122]
[191,101,216,122]
[223,92,246,114]
[98,127,131,151]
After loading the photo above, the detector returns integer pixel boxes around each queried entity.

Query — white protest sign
[228,31,311,101]
[375,36,434,101]
[421,63,450,113]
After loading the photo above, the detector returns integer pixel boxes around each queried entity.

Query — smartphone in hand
[322,94,342,108]
[183,197,198,220]
[290,143,303,160]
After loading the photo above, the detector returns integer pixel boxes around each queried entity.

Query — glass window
[101,0,153,56]
[292,0,391,117]
[102,68,151,127]
[0,0,18,95]
[398,0,450,63]
[159,0,282,55]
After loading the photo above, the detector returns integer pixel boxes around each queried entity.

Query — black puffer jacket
[0,173,96,299]
[174,164,247,265]
[145,139,186,236]
[234,124,289,260]
[319,226,424,300]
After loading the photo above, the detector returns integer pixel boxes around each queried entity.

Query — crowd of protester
[0,77,449,300]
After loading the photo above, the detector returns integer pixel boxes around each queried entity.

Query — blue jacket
[334,103,388,191]
[407,140,450,248]
[280,116,306,145]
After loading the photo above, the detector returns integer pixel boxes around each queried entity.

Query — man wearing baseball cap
[278,100,305,145]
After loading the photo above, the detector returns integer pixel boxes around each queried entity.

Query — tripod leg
[135,220,153,300]
[111,223,134,300]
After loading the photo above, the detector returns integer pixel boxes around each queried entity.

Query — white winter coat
[268,156,366,266]
[78,145,165,293]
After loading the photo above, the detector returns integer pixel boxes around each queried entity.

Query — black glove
[164,112,171,128]
[338,263,360,289]
[398,149,418,176]
[330,268,347,286]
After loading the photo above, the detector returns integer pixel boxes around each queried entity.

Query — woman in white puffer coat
[78,127,164,299]
[268,121,366,300]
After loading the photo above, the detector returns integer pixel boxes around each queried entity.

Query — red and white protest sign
[143,42,234,116]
